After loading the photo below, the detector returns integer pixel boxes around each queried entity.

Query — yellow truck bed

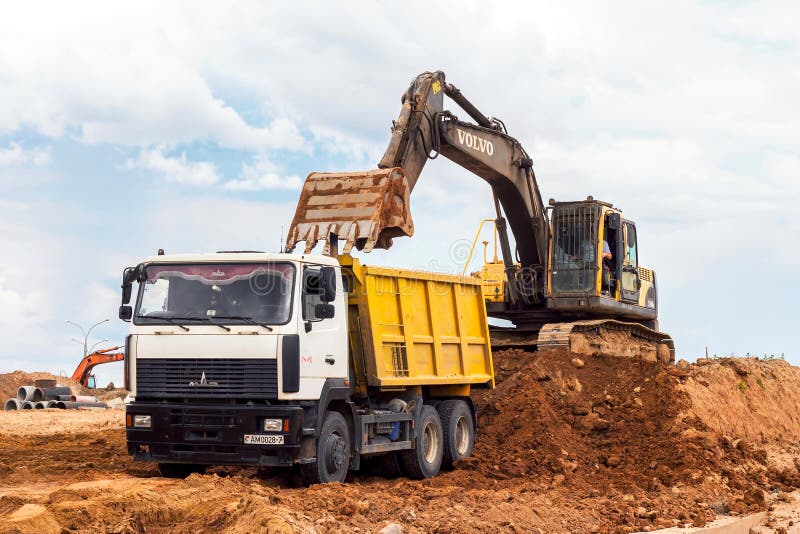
[340,255,494,394]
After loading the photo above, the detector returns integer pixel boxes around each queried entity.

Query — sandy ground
[1,350,800,533]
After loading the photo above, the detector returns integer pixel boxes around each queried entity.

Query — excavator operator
[602,235,614,294]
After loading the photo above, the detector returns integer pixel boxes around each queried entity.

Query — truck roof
[139,251,341,266]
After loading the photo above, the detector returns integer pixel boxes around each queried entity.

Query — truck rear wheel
[157,463,206,478]
[437,399,475,468]
[301,410,350,485]
[398,405,443,479]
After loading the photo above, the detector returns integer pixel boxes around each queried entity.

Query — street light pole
[65,319,109,357]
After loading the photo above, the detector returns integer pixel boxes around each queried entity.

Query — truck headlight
[263,418,282,432]
[133,415,152,429]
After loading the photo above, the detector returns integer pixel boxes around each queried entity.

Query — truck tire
[398,405,443,479]
[437,399,475,468]
[158,463,206,478]
[301,411,350,485]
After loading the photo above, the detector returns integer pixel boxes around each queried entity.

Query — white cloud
[0,4,307,151]
[128,148,220,186]
[222,156,303,191]
[0,143,51,167]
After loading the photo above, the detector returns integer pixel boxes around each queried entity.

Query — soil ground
[1,350,800,533]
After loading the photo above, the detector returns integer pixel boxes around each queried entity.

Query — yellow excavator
[286,71,673,362]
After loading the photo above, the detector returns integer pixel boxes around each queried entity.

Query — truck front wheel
[398,405,443,479]
[301,411,350,485]
[437,399,475,468]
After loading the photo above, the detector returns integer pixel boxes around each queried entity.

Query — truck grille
[136,358,278,399]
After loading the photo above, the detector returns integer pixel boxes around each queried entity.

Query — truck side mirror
[314,303,335,319]
[121,266,136,305]
[119,305,133,321]
[320,266,337,302]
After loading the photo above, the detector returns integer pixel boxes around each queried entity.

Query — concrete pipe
[42,387,71,401]
[45,400,58,408]
[21,401,34,409]
[60,401,108,409]
[4,398,22,411]
[55,395,72,401]
[34,401,46,409]
[73,395,100,403]
[32,388,44,402]
[34,379,57,389]
[17,386,36,401]
[54,401,67,409]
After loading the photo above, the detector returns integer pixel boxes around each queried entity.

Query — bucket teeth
[286,167,415,254]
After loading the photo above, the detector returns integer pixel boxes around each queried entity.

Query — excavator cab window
[550,204,601,294]
[602,215,621,296]
[624,223,638,268]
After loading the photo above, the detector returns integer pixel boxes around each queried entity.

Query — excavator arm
[286,71,549,301]
[71,346,125,387]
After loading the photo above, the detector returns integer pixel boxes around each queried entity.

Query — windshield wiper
[212,315,274,332]
[173,316,231,332]
[136,315,189,331]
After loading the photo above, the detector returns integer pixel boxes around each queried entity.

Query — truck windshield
[134,263,295,326]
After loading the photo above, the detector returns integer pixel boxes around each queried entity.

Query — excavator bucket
[285,167,414,255]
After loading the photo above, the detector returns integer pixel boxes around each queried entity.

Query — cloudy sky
[1,1,798,385]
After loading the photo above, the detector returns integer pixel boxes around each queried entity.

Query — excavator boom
[71,346,125,387]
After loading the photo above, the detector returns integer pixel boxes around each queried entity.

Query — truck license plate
[243,434,284,445]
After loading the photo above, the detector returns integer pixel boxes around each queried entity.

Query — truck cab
[122,252,348,475]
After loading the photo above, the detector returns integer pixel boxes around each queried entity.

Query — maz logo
[456,129,494,156]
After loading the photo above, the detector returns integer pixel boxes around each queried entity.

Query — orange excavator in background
[71,346,124,388]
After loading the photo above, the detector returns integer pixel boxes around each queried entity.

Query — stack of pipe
[3,380,108,411]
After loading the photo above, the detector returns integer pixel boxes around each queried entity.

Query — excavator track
[491,320,675,365]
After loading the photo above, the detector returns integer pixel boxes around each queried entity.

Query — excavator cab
[546,198,657,322]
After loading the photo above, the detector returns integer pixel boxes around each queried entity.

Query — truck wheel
[157,463,206,478]
[301,411,350,485]
[437,399,475,468]
[398,405,443,479]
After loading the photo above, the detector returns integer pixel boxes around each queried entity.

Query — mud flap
[286,167,414,254]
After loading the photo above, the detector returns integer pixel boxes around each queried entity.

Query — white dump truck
[120,251,494,484]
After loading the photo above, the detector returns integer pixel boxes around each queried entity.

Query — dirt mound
[2,352,800,533]
[462,348,800,529]
[681,357,800,445]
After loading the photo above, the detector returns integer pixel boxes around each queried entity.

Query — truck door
[299,265,347,381]
[620,221,641,304]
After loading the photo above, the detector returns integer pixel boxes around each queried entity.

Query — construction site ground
[2,349,800,533]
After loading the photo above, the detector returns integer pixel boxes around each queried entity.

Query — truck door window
[302,267,325,321]
[625,223,638,268]
[139,278,169,315]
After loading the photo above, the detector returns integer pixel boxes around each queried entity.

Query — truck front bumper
[126,402,305,467]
